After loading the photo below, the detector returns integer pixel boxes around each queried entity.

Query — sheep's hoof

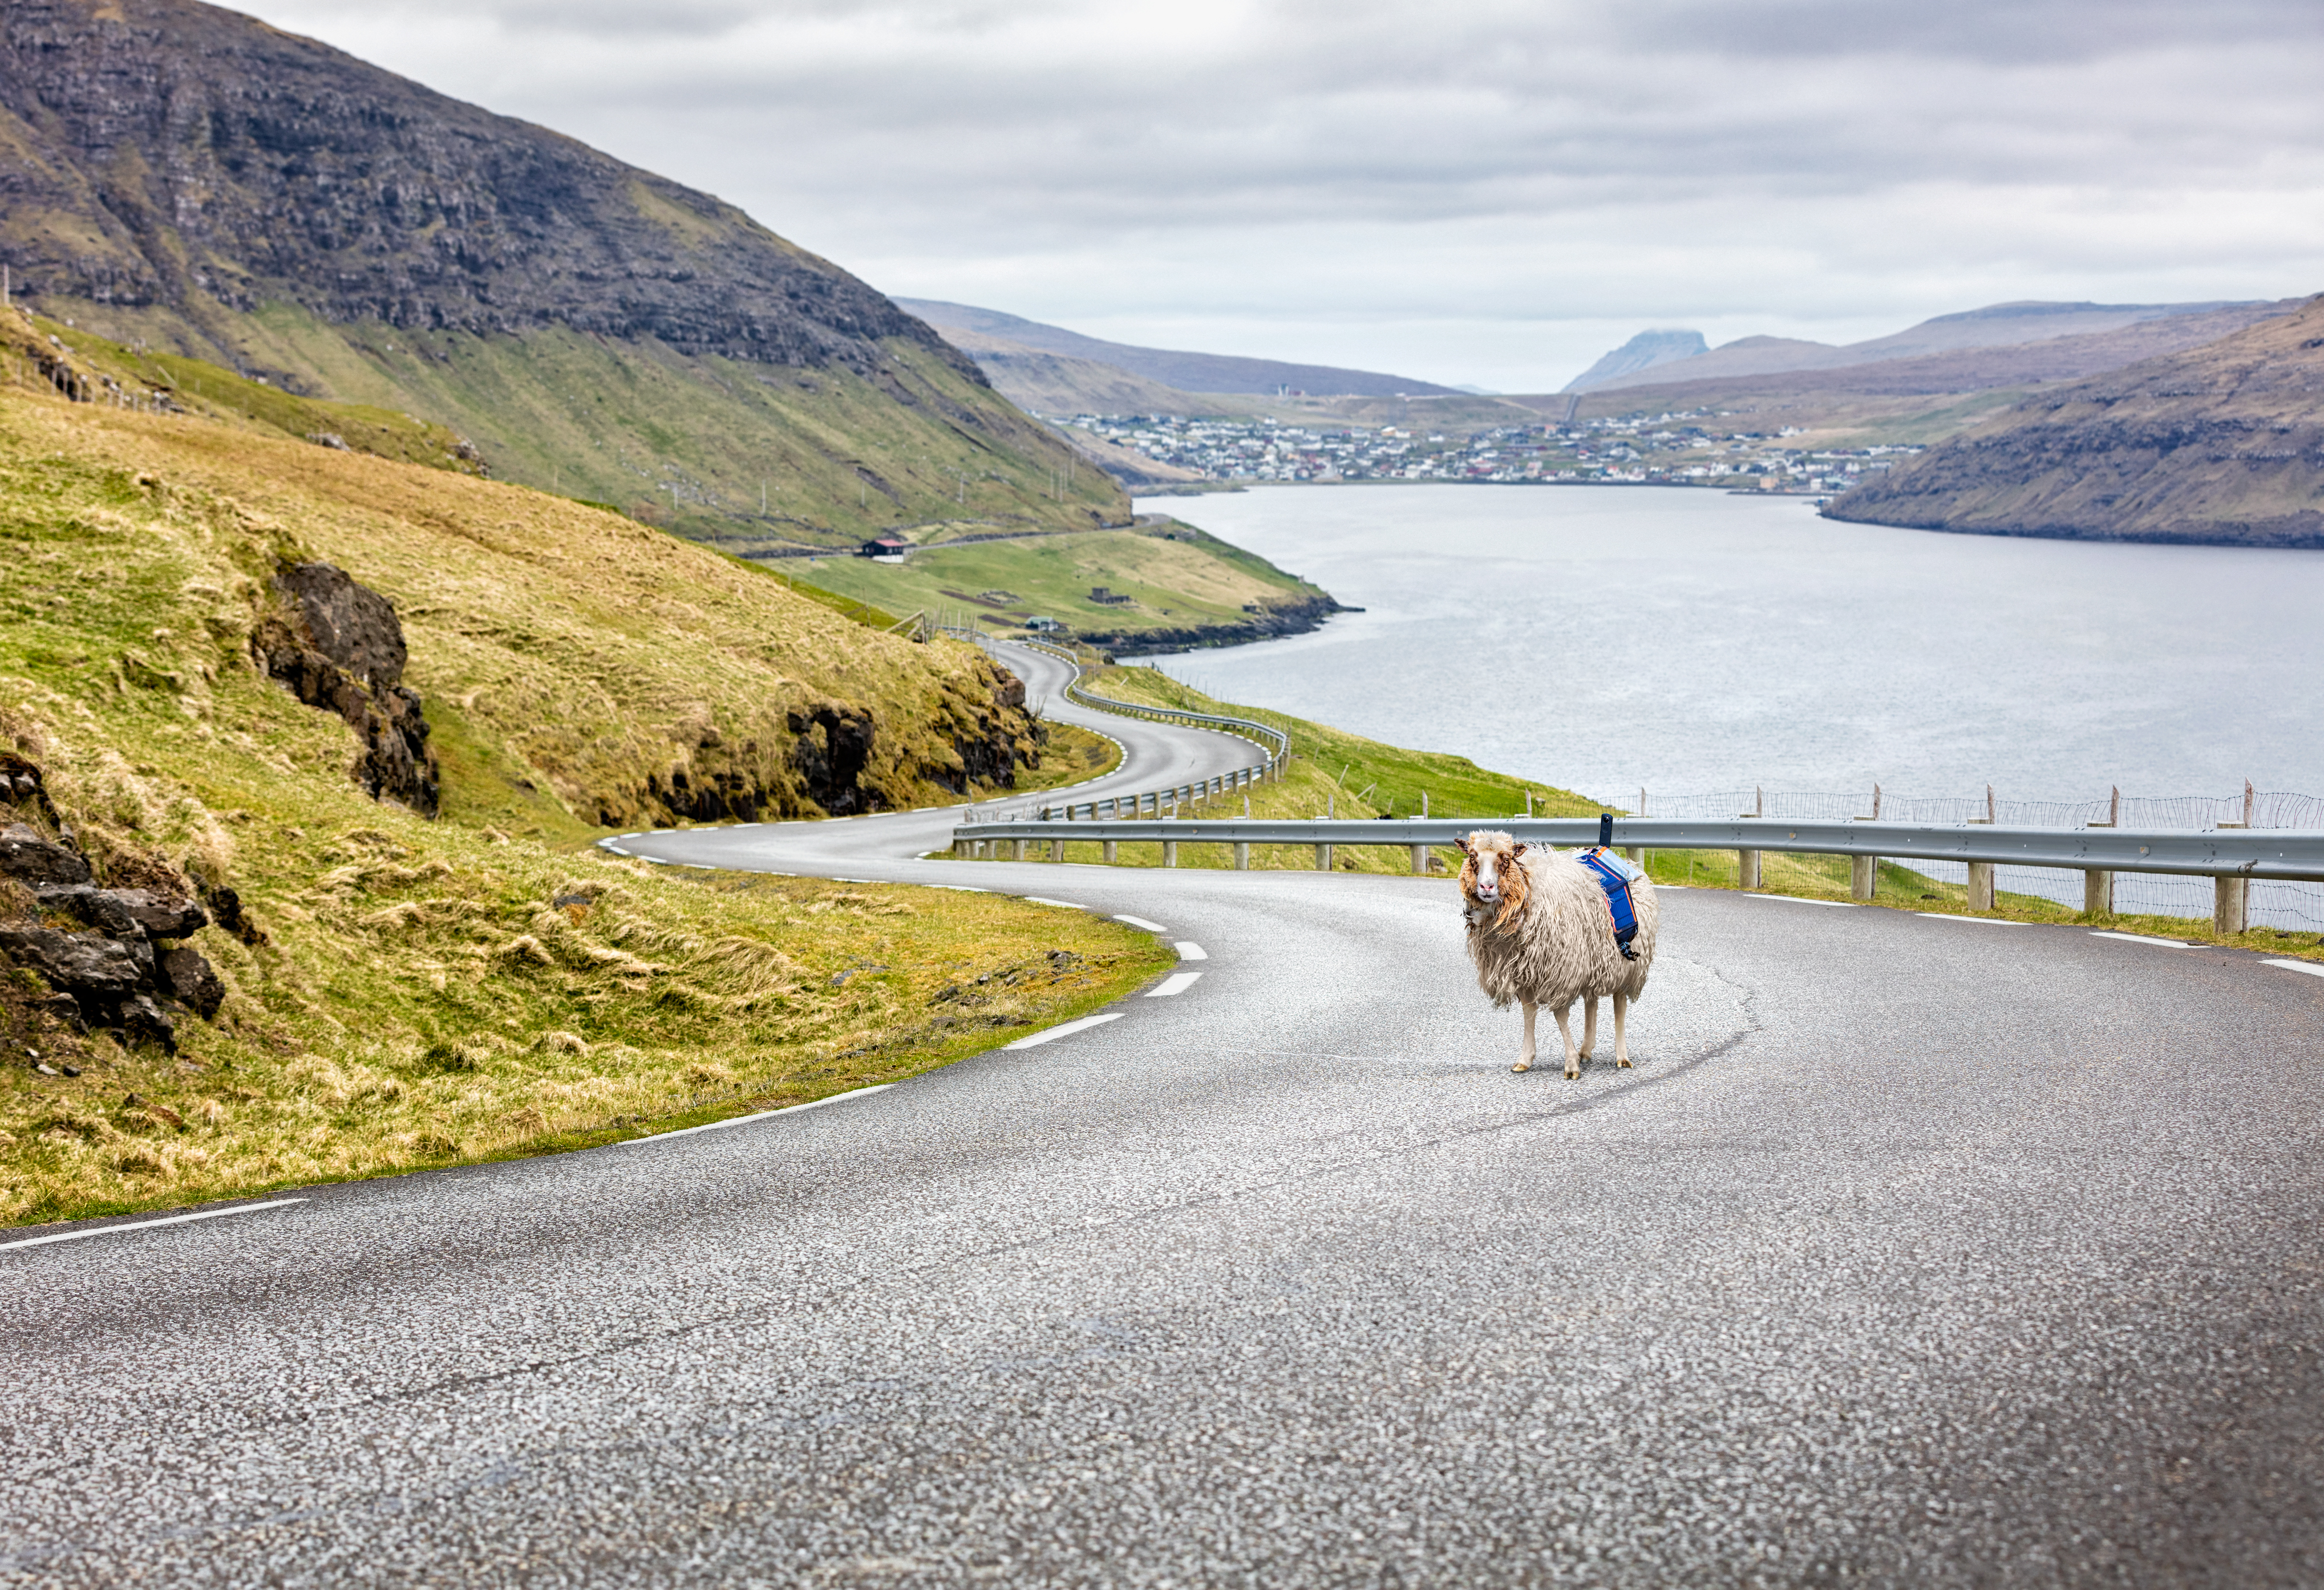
[1617,1056,1633,1069]
[1512,1061,1531,1073]
[1564,1065,1581,1081]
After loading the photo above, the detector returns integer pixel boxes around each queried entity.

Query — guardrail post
[1625,845,1645,869]
[1234,840,1250,870]
[1850,855,1876,901]
[2083,869,2112,915]
[1315,842,1333,871]
[1738,848,1760,889]
[1050,838,1064,862]
[2216,875,2248,934]
[1103,839,1119,865]
[1967,861,1995,911]
[1410,843,1428,875]
[1163,839,1179,868]
[1013,837,1029,862]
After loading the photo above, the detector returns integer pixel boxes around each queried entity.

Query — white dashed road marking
[1919,912,2029,925]
[0,1198,309,1252]
[2091,931,2191,948]
[1175,942,1208,960]
[1022,897,1087,910]
[1147,972,1203,997]
[1115,915,1168,932]
[1005,1012,1125,1049]
[2264,959,2324,979]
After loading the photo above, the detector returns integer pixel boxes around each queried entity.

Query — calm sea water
[1135,485,2324,807]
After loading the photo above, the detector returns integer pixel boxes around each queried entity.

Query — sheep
[1455,830,1658,1079]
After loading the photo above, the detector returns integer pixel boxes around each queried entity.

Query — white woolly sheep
[1455,829,1659,1078]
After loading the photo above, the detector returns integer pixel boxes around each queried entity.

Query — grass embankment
[791,520,1333,642]
[0,380,1169,1228]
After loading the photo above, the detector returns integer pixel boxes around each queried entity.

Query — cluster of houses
[1062,413,1921,495]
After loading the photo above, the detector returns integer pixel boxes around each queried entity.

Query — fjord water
[1138,485,2324,806]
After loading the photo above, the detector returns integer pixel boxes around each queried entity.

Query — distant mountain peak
[1561,329,1709,393]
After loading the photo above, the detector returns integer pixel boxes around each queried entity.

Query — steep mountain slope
[1825,295,2324,548]
[1572,299,2293,395]
[0,0,1123,550]
[899,299,1460,398]
[1560,329,1708,392]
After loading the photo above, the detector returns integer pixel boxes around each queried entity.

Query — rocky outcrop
[1827,295,2324,548]
[788,703,878,816]
[254,562,440,815]
[1070,593,1354,656]
[1,786,221,1050]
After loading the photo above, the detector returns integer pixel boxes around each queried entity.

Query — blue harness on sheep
[1577,813,1643,960]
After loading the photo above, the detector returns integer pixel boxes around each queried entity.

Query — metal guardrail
[951,635,1290,825]
[946,815,2324,883]
[1014,638,1291,762]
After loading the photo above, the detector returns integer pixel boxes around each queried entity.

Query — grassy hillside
[0,375,1169,1228]
[793,520,1341,647]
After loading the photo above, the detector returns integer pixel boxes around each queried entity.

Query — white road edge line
[1,1198,309,1252]
[1022,897,1086,910]
[1174,941,1208,960]
[1006,1012,1124,1049]
[1147,971,1203,997]
[1746,894,1855,908]
[614,1083,895,1145]
[2092,931,2191,948]
[2264,959,2324,979]
[1115,915,1168,932]
[1920,912,2029,925]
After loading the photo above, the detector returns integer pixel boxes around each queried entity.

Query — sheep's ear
[1455,834,1475,855]
[1509,842,1528,858]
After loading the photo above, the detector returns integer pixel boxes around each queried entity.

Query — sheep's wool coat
[1464,839,1658,1011]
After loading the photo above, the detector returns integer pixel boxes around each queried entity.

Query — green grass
[787,520,1333,640]
[38,293,1128,553]
[0,378,1169,1228]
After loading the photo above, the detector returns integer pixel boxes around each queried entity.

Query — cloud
[232,0,2324,388]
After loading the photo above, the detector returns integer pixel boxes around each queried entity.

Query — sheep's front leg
[1552,1003,1581,1080]
[1578,995,1599,1060]
[1513,1000,1537,1073]
[1613,992,1632,1069]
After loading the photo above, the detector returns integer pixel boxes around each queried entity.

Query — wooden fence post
[1967,862,1995,911]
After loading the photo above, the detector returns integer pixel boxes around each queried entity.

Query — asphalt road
[7,642,2324,1586]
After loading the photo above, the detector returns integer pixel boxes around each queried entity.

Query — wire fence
[1618,783,2324,931]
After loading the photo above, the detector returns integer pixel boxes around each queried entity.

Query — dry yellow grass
[0,379,1169,1228]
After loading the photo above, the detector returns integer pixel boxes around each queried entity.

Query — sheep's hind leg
[1614,992,1633,1068]
[1513,1000,1537,1073]
[1578,995,1599,1060]
[1553,1003,1582,1080]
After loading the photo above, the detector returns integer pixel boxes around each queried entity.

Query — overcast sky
[235,0,2324,391]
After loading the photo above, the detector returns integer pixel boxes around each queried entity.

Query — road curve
[7,644,2324,1586]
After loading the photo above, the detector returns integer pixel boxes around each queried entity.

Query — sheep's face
[1456,831,1528,924]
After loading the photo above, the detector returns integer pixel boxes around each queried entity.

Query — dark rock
[198,882,264,946]
[254,563,440,816]
[948,663,1036,793]
[787,702,877,815]
[0,822,92,886]
[32,883,143,938]
[106,889,208,939]
[0,924,147,995]
[34,991,82,1029]
[119,994,176,1053]
[160,946,225,1019]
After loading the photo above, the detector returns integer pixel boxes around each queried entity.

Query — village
[1066,411,1923,494]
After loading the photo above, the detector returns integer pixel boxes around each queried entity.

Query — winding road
[8,641,2324,1585]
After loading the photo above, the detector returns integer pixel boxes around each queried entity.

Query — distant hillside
[1573,299,2289,395]
[1826,295,2324,548]
[899,299,1460,399]
[933,325,1265,420]
[1560,329,1707,392]
[0,0,1123,551]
